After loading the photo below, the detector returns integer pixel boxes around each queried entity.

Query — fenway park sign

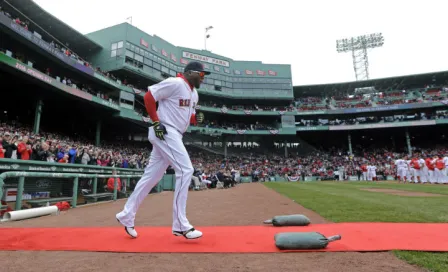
[182,52,230,67]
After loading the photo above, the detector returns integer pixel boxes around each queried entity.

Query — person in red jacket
[107,171,121,193]
[17,136,32,160]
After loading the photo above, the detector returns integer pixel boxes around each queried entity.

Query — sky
[33,0,448,86]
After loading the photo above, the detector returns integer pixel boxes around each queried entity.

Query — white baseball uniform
[406,160,413,182]
[367,165,376,181]
[395,159,407,181]
[117,76,198,232]
[434,159,445,184]
[417,158,427,183]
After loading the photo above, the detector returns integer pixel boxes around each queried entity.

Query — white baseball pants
[406,169,413,182]
[428,170,435,183]
[434,169,447,184]
[367,171,376,181]
[416,168,428,183]
[117,126,194,232]
[397,167,406,181]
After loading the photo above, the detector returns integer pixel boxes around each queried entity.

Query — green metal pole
[113,177,118,200]
[92,177,98,194]
[72,177,79,208]
[15,176,25,211]
[348,133,353,155]
[33,100,43,135]
[405,130,412,157]
[0,177,4,204]
[95,120,101,147]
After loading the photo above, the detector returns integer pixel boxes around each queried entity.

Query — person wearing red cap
[116,61,210,240]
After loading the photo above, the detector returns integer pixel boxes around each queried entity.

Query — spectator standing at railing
[56,145,66,161]
[35,142,51,161]
[68,145,77,163]
[89,151,98,166]
[0,136,4,159]
[1,132,17,159]
[17,136,32,160]
[80,147,90,165]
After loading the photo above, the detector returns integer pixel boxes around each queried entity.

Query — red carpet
[1,223,447,253]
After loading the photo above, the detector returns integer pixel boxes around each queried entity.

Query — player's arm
[144,91,159,122]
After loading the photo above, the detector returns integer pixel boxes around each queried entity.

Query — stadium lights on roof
[336,33,384,81]
[204,26,214,51]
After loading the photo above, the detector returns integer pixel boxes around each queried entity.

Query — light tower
[336,33,384,81]
[204,26,213,50]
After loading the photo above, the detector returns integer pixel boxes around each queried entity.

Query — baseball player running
[116,61,210,239]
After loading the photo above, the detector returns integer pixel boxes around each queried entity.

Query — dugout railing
[0,171,145,211]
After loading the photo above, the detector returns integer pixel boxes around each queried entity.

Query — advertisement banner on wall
[182,51,230,67]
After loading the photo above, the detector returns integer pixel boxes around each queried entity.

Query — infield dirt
[0,183,424,272]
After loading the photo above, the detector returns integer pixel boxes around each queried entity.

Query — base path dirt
[0,183,424,272]
[361,188,446,197]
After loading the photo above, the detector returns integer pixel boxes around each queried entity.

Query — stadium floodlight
[336,33,384,81]
[204,26,213,50]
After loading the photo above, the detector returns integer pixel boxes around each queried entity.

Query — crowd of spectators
[198,87,447,113]
[196,120,277,131]
[297,110,448,127]
[0,46,120,106]
[295,87,448,112]
[0,5,144,102]
[1,122,447,184]
[0,123,149,169]
[184,145,448,182]
[198,101,296,112]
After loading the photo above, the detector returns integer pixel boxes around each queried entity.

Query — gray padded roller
[263,214,311,226]
[274,232,341,250]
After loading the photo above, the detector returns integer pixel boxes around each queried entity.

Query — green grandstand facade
[85,23,293,99]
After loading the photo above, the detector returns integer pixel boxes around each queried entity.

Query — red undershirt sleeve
[144,91,159,122]
[190,114,197,125]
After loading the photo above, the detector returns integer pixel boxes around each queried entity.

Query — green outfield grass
[264,181,448,272]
